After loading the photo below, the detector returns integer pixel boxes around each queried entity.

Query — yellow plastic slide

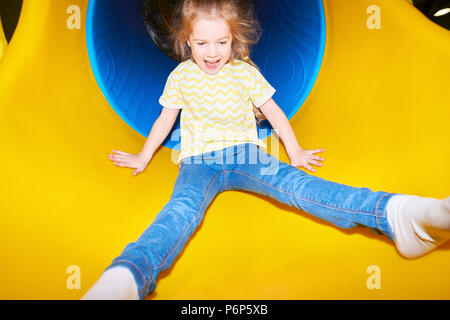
[0,15,8,60]
[0,0,449,299]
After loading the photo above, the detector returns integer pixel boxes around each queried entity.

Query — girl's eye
[197,42,227,46]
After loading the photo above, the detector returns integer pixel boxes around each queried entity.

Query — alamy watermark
[67,5,81,30]
[66,265,81,290]
[367,5,381,30]
[169,128,281,175]
[366,265,381,290]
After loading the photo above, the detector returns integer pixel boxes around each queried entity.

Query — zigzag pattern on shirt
[185,94,246,107]
[162,66,272,104]
[160,59,273,163]
[163,81,271,109]
[184,119,245,130]
[182,83,245,94]
[180,123,254,133]
[181,108,253,129]
[183,103,250,115]
[179,74,271,103]
[181,123,249,136]
[180,123,253,135]
[181,75,248,87]
[182,115,246,129]
[164,77,242,95]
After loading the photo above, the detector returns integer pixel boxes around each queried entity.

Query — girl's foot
[386,195,450,259]
[81,266,139,300]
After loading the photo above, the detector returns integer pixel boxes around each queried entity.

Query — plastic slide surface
[0,15,8,60]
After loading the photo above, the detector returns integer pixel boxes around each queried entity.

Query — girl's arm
[139,107,181,161]
[259,98,302,155]
[259,98,325,172]
[109,107,180,176]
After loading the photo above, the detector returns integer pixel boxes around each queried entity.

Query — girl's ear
[186,40,191,48]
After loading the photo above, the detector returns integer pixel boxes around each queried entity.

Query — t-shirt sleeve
[247,65,276,108]
[158,70,185,109]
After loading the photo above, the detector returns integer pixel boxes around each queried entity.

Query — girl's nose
[207,45,219,57]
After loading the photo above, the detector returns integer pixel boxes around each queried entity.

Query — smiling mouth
[205,59,220,67]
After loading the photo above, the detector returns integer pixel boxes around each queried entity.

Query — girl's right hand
[109,149,151,176]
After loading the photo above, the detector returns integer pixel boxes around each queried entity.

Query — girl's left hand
[289,148,325,173]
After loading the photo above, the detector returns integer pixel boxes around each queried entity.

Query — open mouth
[205,59,220,68]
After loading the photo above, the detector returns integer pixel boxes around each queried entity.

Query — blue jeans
[105,143,398,299]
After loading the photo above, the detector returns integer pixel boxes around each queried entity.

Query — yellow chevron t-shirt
[159,58,276,164]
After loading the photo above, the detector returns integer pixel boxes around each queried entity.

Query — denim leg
[226,144,398,242]
[105,162,225,299]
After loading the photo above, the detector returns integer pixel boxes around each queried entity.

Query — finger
[311,148,326,154]
[113,161,132,168]
[110,154,128,161]
[304,165,316,172]
[111,157,126,164]
[112,150,130,155]
[312,155,325,161]
[309,160,322,167]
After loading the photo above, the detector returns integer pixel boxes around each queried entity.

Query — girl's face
[187,17,232,75]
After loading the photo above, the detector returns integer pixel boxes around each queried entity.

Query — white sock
[386,194,450,259]
[81,266,139,300]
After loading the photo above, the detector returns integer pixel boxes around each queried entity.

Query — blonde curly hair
[169,0,267,124]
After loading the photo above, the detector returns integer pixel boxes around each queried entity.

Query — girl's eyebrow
[193,36,230,41]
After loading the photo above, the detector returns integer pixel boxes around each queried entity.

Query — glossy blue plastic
[86,0,326,150]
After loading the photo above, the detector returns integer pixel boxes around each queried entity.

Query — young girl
[82,0,450,300]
